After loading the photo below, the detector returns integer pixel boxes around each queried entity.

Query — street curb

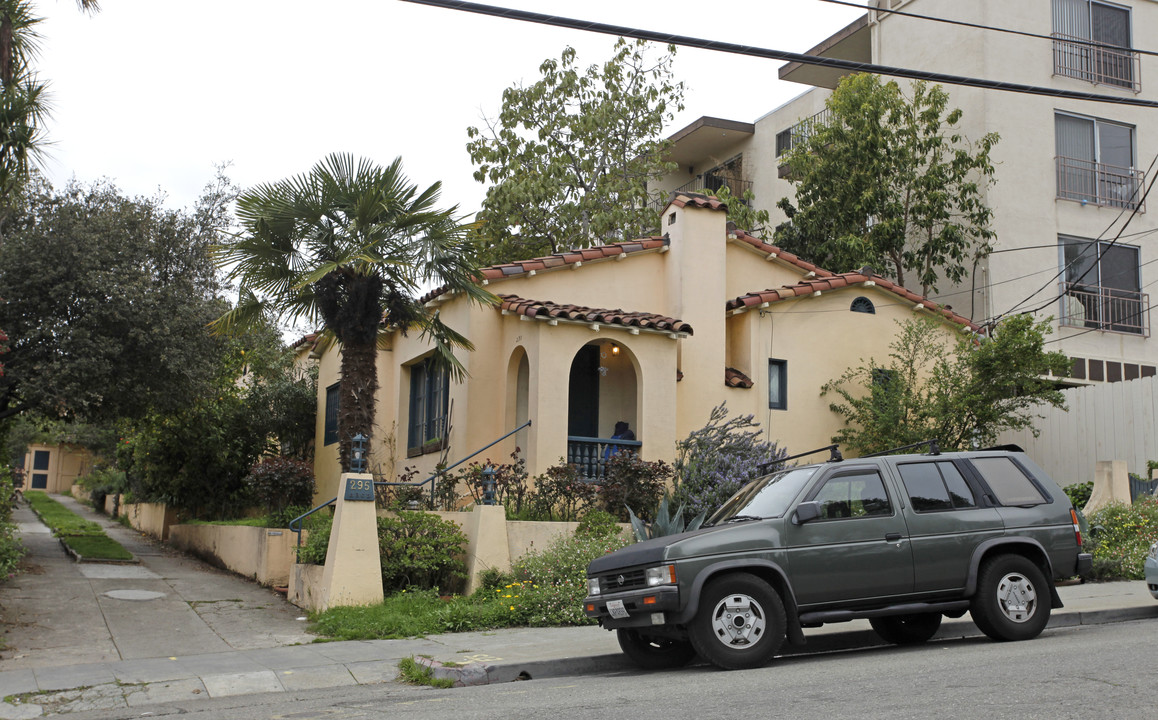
[434,606,1158,686]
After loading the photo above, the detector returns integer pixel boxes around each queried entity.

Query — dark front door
[568,345,600,437]
[31,450,50,489]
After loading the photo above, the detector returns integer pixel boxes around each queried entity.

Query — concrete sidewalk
[2,496,1156,717]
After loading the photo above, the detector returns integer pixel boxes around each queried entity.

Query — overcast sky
[35,0,863,216]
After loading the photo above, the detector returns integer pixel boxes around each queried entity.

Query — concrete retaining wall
[122,502,179,541]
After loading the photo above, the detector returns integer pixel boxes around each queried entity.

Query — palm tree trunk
[337,337,378,473]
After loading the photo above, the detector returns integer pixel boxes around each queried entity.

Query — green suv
[583,444,1092,671]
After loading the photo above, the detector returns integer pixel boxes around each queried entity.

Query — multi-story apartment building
[654,0,1158,384]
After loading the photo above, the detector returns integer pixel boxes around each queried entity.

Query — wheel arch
[674,560,806,645]
[966,538,1062,609]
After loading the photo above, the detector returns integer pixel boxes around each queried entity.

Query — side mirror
[794,501,821,525]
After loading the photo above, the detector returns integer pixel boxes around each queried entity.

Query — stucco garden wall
[168,524,299,587]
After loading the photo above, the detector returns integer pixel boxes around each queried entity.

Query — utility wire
[819,0,1158,59]
[402,0,1158,109]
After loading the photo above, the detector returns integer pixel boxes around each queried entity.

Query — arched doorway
[567,339,639,479]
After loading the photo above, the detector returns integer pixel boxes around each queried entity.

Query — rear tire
[970,554,1051,642]
[869,613,942,645]
[688,573,786,670]
[616,629,696,670]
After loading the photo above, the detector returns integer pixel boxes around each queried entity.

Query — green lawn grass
[24,491,134,561]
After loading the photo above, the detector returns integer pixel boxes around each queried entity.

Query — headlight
[1149,542,1158,561]
[645,564,677,587]
[587,577,601,596]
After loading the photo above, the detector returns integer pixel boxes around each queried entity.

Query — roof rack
[758,444,843,474]
[862,439,941,458]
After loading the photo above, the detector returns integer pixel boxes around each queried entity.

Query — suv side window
[810,469,892,519]
[970,457,1047,506]
[898,461,977,512]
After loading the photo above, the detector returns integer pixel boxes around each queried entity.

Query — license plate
[606,599,629,619]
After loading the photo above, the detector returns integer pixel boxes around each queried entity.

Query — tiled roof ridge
[726,225,836,279]
[497,294,693,336]
[667,191,728,212]
[727,267,980,332]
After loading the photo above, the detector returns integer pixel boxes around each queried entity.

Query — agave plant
[627,494,707,542]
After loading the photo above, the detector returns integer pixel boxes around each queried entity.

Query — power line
[819,0,1158,59]
[401,0,1158,109]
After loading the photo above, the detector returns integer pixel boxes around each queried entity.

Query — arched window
[850,296,875,314]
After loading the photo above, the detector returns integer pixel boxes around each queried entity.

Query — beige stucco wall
[168,524,299,587]
[122,501,179,541]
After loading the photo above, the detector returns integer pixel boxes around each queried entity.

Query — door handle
[884,532,903,541]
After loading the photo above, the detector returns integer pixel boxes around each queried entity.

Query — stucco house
[305,194,978,503]
[18,443,92,494]
[651,0,1158,387]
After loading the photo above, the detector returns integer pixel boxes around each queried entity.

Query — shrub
[460,451,530,513]
[673,403,788,518]
[508,529,630,625]
[575,509,622,538]
[377,512,468,594]
[243,457,315,516]
[0,468,24,578]
[1084,497,1158,580]
[295,511,332,565]
[1063,481,1093,510]
[528,461,598,521]
[597,452,670,522]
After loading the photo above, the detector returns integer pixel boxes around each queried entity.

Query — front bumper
[582,586,681,629]
[1144,555,1158,600]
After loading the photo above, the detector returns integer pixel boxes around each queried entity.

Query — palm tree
[214,153,494,471]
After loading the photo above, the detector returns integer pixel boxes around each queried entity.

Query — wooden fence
[997,374,1158,488]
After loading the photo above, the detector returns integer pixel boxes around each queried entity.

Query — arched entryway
[567,339,639,479]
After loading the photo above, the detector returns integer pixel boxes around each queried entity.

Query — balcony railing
[651,176,753,214]
[1052,33,1140,91]
[1059,282,1150,337]
[1056,156,1145,211]
[567,435,643,482]
[776,107,833,158]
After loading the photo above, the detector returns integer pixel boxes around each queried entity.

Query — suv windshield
[707,467,818,525]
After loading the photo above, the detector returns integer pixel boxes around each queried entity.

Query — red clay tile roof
[727,225,836,279]
[418,238,668,305]
[667,192,728,212]
[726,268,980,332]
[725,367,754,388]
[498,294,693,336]
[290,333,319,350]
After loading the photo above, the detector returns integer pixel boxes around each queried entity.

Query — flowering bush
[0,468,25,578]
[673,403,788,518]
[1085,496,1158,580]
[507,528,630,625]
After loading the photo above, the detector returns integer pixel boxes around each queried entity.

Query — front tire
[970,554,1051,642]
[616,629,696,670]
[688,573,786,670]
[869,613,942,645]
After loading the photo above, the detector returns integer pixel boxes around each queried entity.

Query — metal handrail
[287,419,533,547]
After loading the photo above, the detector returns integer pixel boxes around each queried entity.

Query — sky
[35,0,864,216]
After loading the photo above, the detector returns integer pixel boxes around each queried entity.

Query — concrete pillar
[462,504,511,595]
[318,473,384,610]
[1085,460,1130,514]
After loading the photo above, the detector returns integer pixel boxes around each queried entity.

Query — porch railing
[1059,282,1150,337]
[1056,156,1145,210]
[567,436,643,482]
[1052,33,1139,91]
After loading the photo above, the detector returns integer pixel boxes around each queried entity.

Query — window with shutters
[1052,0,1138,90]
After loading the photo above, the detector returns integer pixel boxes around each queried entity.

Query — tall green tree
[0,174,233,423]
[214,153,493,471]
[822,315,1070,455]
[467,38,684,264]
[775,74,998,297]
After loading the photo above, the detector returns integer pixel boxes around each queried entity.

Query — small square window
[768,359,787,410]
[668,212,677,226]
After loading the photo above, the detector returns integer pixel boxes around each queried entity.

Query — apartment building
[654,0,1158,384]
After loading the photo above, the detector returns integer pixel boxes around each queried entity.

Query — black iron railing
[567,435,642,482]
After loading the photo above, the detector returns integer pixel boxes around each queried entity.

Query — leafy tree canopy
[822,315,1070,455]
[467,38,684,265]
[775,74,998,297]
[0,173,235,423]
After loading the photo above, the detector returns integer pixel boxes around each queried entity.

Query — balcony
[567,436,642,482]
[1053,34,1140,92]
[651,175,753,214]
[1059,282,1149,337]
[1056,156,1145,211]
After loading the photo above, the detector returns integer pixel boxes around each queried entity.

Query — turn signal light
[643,596,657,605]
[586,603,596,612]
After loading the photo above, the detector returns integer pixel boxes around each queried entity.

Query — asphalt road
[53,618,1158,720]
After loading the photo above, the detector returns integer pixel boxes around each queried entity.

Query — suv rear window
[970,457,1047,506]
[897,461,976,512]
